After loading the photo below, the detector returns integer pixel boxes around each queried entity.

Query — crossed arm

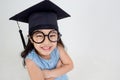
[25,45,73,80]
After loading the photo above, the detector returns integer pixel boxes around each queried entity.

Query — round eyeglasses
[30,30,62,44]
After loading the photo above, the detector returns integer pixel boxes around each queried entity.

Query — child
[9,0,73,80]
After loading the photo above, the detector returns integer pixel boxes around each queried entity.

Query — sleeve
[25,51,34,60]
[25,50,45,69]
[55,48,60,59]
[52,48,60,61]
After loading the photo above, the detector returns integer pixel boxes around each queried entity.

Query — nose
[43,36,50,44]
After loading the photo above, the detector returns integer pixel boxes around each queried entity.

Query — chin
[38,49,51,55]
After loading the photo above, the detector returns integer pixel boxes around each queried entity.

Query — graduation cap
[9,0,70,49]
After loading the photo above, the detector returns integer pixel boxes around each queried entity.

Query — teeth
[42,47,50,50]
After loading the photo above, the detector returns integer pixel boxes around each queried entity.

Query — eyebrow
[33,29,53,35]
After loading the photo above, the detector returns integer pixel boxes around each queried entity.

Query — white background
[0,0,120,80]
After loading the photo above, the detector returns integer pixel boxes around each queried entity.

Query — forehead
[34,29,57,34]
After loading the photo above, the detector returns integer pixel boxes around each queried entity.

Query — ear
[30,38,34,44]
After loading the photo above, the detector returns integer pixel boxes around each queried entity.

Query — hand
[42,70,52,78]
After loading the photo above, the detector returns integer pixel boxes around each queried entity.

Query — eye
[36,34,43,37]
[49,34,56,37]
[32,32,44,38]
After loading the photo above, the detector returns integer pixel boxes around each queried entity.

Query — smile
[41,46,52,51]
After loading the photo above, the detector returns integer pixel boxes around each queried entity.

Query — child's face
[30,29,58,58]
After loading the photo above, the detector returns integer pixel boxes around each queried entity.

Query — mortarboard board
[9,0,70,49]
[9,0,70,34]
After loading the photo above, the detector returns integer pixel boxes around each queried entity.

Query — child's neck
[40,55,51,60]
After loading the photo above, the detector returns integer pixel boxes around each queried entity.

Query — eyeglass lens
[31,30,61,44]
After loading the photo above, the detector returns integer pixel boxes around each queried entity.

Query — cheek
[52,42,57,47]
[33,43,41,50]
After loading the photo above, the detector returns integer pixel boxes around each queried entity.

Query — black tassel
[17,21,26,49]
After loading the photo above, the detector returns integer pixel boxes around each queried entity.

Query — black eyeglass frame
[30,29,62,44]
